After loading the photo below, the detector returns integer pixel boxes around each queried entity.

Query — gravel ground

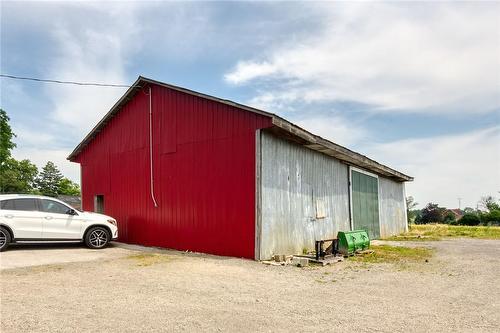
[0,243,131,269]
[1,239,499,332]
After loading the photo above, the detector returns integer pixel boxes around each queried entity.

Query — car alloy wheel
[89,229,108,248]
[0,229,6,248]
[0,227,10,251]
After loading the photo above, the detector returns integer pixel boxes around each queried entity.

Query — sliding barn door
[351,168,380,239]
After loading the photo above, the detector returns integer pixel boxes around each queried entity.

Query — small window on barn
[94,195,104,214]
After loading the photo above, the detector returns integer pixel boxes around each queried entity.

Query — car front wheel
[85,227,110,249]
[0,226,11,252]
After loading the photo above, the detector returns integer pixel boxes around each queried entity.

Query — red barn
[69,76,412,260]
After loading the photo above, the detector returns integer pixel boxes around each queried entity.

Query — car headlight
[107,219,117,226]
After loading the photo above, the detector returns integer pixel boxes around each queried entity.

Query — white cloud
[292,115,368,148]
[365,127,500,209]
[11,124,80,182]
[225,61,277,84]
[12,148,80,183]
[12,126,54,147]
[46,3,142,136]
[5,2,146,181]
[225,2,500,114]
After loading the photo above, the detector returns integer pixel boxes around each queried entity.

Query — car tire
[84,226,110,249]
[0,226,11,252]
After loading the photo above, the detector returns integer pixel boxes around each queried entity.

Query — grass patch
[127,253,174,267]
[384,224,500,241]
[349,245,433,265]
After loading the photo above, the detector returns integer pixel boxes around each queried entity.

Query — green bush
[443,211,456,224]
[458,213,481,226]
[482,210,500,225]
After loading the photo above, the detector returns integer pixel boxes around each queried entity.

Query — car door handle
[5,214,14,218]
[44,216,53,220]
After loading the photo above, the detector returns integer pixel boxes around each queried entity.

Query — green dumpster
[337,230,370,255]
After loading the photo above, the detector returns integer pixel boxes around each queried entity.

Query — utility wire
[0,74,134,88]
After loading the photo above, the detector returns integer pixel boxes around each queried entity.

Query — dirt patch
[126,253,176,267]
[1,239,499,332]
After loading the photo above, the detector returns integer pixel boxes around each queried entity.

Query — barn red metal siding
[74,84,272,258]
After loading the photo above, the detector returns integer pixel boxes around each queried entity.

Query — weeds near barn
[350,245,433,265]
[384,224,500,241]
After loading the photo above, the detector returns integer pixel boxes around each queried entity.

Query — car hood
[78,211,114,221]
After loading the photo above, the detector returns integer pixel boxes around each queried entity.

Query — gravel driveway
[1,239,499,332]
[0,243,131,269]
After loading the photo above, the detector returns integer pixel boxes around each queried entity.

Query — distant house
[68,76,413,260]
[447,209,464,220]
[57,195,82,211]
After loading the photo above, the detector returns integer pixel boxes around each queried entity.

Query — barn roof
[68,76,413,182]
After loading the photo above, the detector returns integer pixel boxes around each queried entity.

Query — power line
[0,74,133,88]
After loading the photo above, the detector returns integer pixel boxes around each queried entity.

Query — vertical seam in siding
[348,166,353,231]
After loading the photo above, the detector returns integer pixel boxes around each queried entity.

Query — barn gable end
[75,82,272,258]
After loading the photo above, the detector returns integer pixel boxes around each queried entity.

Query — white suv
[0,194,118,251]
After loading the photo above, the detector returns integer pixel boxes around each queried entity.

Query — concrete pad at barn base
[0,242,131,270]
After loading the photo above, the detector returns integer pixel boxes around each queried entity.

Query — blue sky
[1,1,499,208]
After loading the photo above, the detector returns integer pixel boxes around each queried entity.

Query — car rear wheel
[0,226,11,252]
[85,227,110,249]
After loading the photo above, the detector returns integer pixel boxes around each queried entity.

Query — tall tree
[406,196,419,223]
[0,109,16,167]
[479,196,500,212]
[418,203,446,224]
[36,161,63,197]
[0,158,38,193]
[58,178,81,196]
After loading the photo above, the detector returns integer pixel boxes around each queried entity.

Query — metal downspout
[149,86,158,207]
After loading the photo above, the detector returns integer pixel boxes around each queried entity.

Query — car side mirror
[67,209,78,216]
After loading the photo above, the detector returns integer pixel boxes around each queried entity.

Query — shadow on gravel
[5,242,119,252]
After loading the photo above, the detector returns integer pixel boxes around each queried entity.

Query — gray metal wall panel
[259,132,350,259]
[378,177,407,237]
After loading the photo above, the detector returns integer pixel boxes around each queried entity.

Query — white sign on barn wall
[315,199,326,219]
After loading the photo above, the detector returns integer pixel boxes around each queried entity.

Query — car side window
[0,199,38,211]
[40,199,71,214]
[0,200,15,210]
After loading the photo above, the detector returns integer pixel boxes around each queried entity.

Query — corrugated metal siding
[77,84,272,259]
[378,177,407,237]
[259,131,350,260]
